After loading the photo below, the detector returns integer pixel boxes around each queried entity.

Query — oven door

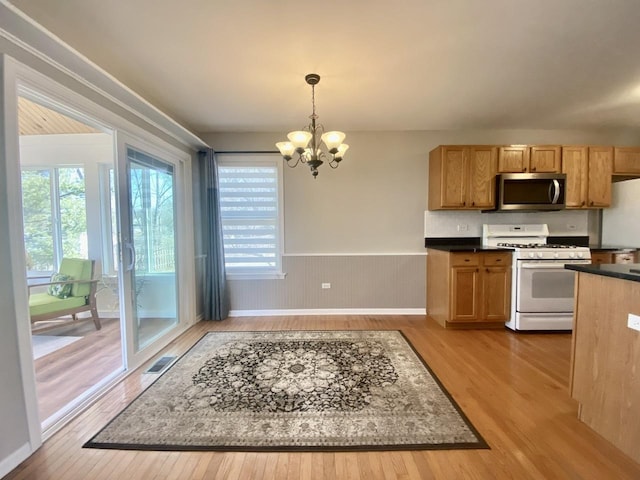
[516,260,588,313]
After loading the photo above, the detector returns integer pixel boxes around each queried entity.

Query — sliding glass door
[116,134,185,362]
[128,148,179,350]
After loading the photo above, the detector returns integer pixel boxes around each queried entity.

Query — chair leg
[91,307,101,330]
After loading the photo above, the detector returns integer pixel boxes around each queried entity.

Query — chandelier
[276,73,348,179]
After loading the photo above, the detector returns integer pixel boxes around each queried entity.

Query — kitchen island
[565,263,640,463]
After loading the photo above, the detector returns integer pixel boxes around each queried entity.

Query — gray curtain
[199,149,230,320]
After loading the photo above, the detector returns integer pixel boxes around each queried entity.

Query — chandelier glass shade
[276,73,348,178]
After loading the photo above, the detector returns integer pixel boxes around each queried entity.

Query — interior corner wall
[202,129,640,312]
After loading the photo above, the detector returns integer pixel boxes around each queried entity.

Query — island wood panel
[570,272,640,464]
[7,315,640,479]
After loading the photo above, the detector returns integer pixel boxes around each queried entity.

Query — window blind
[218,165,280,273]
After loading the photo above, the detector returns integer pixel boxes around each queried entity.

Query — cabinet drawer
[482,253,511,266]
[450,253,480,266]
[613,252,637,264]
[590,252,613,264]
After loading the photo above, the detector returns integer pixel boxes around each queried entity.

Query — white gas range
[482,224,591,331]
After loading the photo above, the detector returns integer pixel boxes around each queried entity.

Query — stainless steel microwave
[493,173,566,211]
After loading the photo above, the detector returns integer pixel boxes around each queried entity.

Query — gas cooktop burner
[497,242,578,249]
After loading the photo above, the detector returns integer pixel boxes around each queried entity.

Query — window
[21,167,87,272]
[217,154,284,278]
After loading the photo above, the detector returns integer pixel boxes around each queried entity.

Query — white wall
[602,178,640,247]
[203,129,640,311]
[424,209,591,239]
[206,129,640,251]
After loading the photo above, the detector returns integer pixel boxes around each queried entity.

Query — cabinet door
[613,147,640,175]
[481,266,511,322]
[467,146,497,208]
[530,146,561,173]
[589,252,613,265]
[440,147,468,207]
[587,147,613,208]
[450,266,480,321]
[498,146,530,173]
[562,146,589,208]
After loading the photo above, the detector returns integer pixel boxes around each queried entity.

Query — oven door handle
[520,262,588,269]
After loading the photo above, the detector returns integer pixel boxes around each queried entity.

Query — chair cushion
[47,273,73,299]
[29,292,87,317]
[59,258,92,297]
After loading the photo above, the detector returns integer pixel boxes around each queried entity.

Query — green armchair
[28,258,101,330]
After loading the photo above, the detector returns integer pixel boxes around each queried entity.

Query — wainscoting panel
[227,254,426,311]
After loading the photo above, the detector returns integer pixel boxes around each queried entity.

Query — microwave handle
[548,179,561,204]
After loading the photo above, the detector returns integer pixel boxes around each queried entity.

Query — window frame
[216,153,285,280]
[21,165,88,274]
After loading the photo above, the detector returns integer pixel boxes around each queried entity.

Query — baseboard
[228,308,426,317]
[0,442,32,479]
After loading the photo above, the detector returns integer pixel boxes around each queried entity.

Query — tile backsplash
[424,209,590,238]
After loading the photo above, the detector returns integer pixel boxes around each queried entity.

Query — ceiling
[8,0,640,135]
[18,97,100,135]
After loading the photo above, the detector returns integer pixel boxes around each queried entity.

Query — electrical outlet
[628,313,640,331]
[321,283,331,289]
[457,224,469,232]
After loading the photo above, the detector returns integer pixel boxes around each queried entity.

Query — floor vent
[145,355,176,374]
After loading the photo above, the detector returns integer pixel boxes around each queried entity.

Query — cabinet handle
[531,167,536,172]
[464,259,470,262]
[476,268,479,273]
[486,268,489,273]
[496,258,502,262]
[523,168,527,172]
[471,201,475,206]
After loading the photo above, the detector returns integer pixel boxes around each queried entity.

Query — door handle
[548,179,561,204]
[125,242,136,271]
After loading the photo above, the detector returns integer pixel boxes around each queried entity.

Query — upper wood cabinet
[498,145,561,173]
[613,147,640,176]
[428,145,497,210]
[562,146,612,208]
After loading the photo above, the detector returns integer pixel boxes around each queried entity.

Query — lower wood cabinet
[589,251,613,265]
[590,250,638,265]
[427,249,511,328]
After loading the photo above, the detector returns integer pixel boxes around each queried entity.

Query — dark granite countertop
[426,245,512,253]
[565,263,640,282]
[424,237,513,253]
[588,244,639,252]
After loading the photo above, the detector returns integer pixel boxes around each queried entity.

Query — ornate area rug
[84,330,488,451]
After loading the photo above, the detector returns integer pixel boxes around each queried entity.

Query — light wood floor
[33,316,177,421]
[34,318,123,421]
[10,315,640,479]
